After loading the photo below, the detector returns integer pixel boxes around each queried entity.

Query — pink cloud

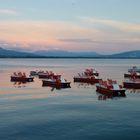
[0,19,140,53]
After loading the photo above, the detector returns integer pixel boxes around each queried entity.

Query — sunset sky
[0,0,140,54]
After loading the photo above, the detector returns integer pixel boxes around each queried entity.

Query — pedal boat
[123,78,140,89]
[96,79,126,96]
[38,71,60,79]
[74,68,100,84]
[11,72,34,82]
[42,75,71,88]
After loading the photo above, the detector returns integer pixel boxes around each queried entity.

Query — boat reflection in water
[126,89,140,94]
[75,82,96,89]
[97,93,126,101]
[42,84,71,90]
[43,86,71,91]
[13,81,27,88]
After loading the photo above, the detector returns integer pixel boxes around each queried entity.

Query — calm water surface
[0,59,140,140]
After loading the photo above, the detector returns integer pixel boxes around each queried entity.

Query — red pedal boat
[42,75,71,89]
[38,71,60,79]
[124,67,140,78]
[11,72,34,82]
[74,68,100,84]
[123,77,140,89]
[96,79,126,96]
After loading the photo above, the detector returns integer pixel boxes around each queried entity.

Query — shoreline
[0,57,140,59]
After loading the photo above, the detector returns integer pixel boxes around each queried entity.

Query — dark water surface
[0,59,140,140]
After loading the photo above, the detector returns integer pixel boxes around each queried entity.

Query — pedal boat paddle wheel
[96,79,126,96]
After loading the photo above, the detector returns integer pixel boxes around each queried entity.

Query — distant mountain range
[110,50,140,58]
[0,47,37,58]
[34,50,101,57]
[1,47,140,58]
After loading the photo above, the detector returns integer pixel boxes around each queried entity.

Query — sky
[0,0,140,54]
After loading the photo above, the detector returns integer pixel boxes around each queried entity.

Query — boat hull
[11,76,34,82]
[124,74,140,78]
[123,82,140,89]
[96,85,126,96]
[74,77,101,84]
[42,80,71,88]
[39,74,51,79]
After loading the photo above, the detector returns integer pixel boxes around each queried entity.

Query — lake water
[0,58,140,140]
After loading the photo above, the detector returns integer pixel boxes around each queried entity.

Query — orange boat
[11,72,34,82]
[74,68,100,84]
[96,79,126,96]
[42,75,71,89]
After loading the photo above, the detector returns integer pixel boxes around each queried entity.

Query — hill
[111,50,140,58]
[1,47,140,58]
[34,50,101,57]
[0,47,37,58]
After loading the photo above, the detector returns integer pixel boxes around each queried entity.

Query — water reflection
[97,93,126,101]
[75,82,96,88]
[126,89,140,94]
[13,81,27,88]
[42,84,71,91]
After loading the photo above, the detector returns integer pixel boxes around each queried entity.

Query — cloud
[0,20,99,43]
[59,38,93,43]
[59,37,140,45]
[0,19,140,53]
[0,9,18,16]
[80,17,140,33]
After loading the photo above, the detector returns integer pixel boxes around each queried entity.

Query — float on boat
[96,79,126,96]
[74,68,101,84]
[11,72,34,82]
[42,75,71,88]
[38,71,61,79]
[123,76,140,89]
